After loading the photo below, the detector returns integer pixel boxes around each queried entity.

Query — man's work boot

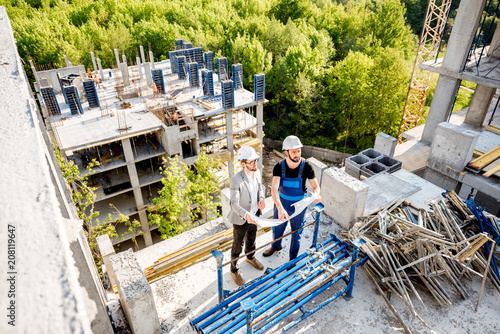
[262,247,282,257]
[246,257,264,270]
[231,271,245,286]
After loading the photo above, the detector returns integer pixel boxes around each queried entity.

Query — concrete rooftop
[133,172,500,334]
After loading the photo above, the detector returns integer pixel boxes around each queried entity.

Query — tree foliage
[6,0,421,152]
[149,152,222,239]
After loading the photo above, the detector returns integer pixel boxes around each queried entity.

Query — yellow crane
[398,0,453,141]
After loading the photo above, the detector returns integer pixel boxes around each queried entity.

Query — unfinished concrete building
[396,0,500,216]
[31,41,266,247]
[2,1,500,333]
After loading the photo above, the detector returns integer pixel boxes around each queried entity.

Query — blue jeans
[271,197,306,260]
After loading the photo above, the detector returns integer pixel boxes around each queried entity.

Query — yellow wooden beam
[467,146,500,170]
[483,162,500,177]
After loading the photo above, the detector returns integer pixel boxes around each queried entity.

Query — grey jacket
[227,169,265,226]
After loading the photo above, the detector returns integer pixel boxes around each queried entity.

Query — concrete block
[360,161,388,178]
[306,157,328,190]
[96,234,118,289]
[360,148,383,160]
[426,122,479,173]
[374,132,397,157]
[345,154,370,179]
[109,249,160,334]
[376,155,402,173]
[321,167,369,230]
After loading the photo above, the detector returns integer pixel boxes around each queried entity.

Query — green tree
[52,141,118,273]
[148,156,191,239]
[187,151,222,224]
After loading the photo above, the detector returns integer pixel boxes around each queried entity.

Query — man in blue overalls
[263,136,321,260]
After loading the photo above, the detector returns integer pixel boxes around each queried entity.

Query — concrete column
[122,138,153,246]
[120,62,130,86]
[143,62,153,85]
[97,58,104,81]
[109,249,160,334]
[226,111,234,178]
[464,85,496,128]
[422,0,486,143]
[136,57,143,80]
[90,51,98,74]
[114,48,120,66]
[424,122,480,190]
[256,103,264,170]
[96,234,118,289]
[122,54,127,66]
[149,51,155,69]
[306,157,328,189]
[140,45,146,64]
[374,132,397,157]
[321,167,368,230]
[488,18,500,58]
[422,76,461,143]
[64,55,70,67]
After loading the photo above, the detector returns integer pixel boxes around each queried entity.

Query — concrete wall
[109,249,160,334]
[0,7,100,332]
[162,125,182,156]
[264,138,350,163]
[37,65,86,94]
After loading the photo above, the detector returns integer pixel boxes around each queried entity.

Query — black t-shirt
[272,159,315,192]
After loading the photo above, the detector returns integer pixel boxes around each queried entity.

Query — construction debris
[342,190,500,327]
[120,101,132,109]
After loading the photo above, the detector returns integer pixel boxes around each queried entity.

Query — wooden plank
[484,125,500,136]
[467,146,500,170]
[483,159,500,177]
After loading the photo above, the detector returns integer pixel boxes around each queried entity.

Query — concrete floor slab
[362,172,420,216]
[134,209,500,334]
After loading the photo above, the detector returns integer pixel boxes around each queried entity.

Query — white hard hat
[282,135,303,150]
[237,145,260,160]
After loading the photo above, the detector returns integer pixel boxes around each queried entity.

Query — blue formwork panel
[82,80,100,108]
[184,48,195,63]
[201,69,214,97]
[169,51,178,74]
[41,87,61,115]
[231,63,243,90]
[193,47,204,66]
[188,62,200,87]
[217,57,229,81]
[152,69,165,93]
[204,51,214,71]
[254,73,265,101]
[176,56,187,80]
[175,39,184,50]
[64,86,84,115]
[184,42,193,49]
[221,79,234,109]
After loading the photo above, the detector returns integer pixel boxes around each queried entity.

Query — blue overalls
[272,158,307,260]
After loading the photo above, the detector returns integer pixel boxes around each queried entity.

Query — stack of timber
[467,145,500,177]
[144,226,270,283]
[342,190,500,329]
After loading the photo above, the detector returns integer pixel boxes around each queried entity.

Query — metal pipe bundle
[190,235,367,333]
